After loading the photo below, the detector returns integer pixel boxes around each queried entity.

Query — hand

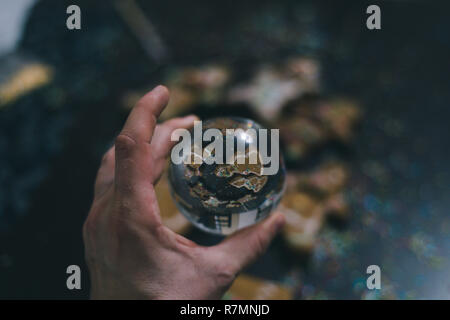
[83,85,285,299]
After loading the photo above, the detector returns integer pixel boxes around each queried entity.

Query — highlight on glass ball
[168,117,286,235]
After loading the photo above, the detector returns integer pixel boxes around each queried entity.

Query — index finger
[114,85,169,192]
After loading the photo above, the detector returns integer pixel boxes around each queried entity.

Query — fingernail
[153,85,169,95]
[185,114,200,122]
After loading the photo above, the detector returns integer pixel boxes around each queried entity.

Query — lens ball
[169,117,286,235]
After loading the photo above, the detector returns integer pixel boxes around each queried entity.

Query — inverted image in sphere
[169,117,286,235]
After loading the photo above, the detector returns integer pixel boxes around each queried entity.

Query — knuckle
[114,216,130,238]
[115,200,132,216]
[101,150,113,163]
[148,113,157,129]
[252,231,267,256]
[114,134,136,153]
[213,259,238,287]
[83,202,105,238]
[114,196,136,219]
[82,216,97,238]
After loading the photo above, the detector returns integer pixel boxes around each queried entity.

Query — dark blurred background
[0,0,449,299]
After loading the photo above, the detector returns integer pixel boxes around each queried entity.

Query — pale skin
[83,85,285,299]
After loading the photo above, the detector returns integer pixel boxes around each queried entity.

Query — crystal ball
[168,117,286,235]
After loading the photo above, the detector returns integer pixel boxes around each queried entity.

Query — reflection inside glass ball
[168,117,286,235]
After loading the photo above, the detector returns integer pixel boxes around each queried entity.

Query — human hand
[83,85,285,299]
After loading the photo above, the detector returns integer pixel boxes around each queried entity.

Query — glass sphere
[168,117,286,235]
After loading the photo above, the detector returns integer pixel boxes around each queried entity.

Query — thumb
[214,211,285,274]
